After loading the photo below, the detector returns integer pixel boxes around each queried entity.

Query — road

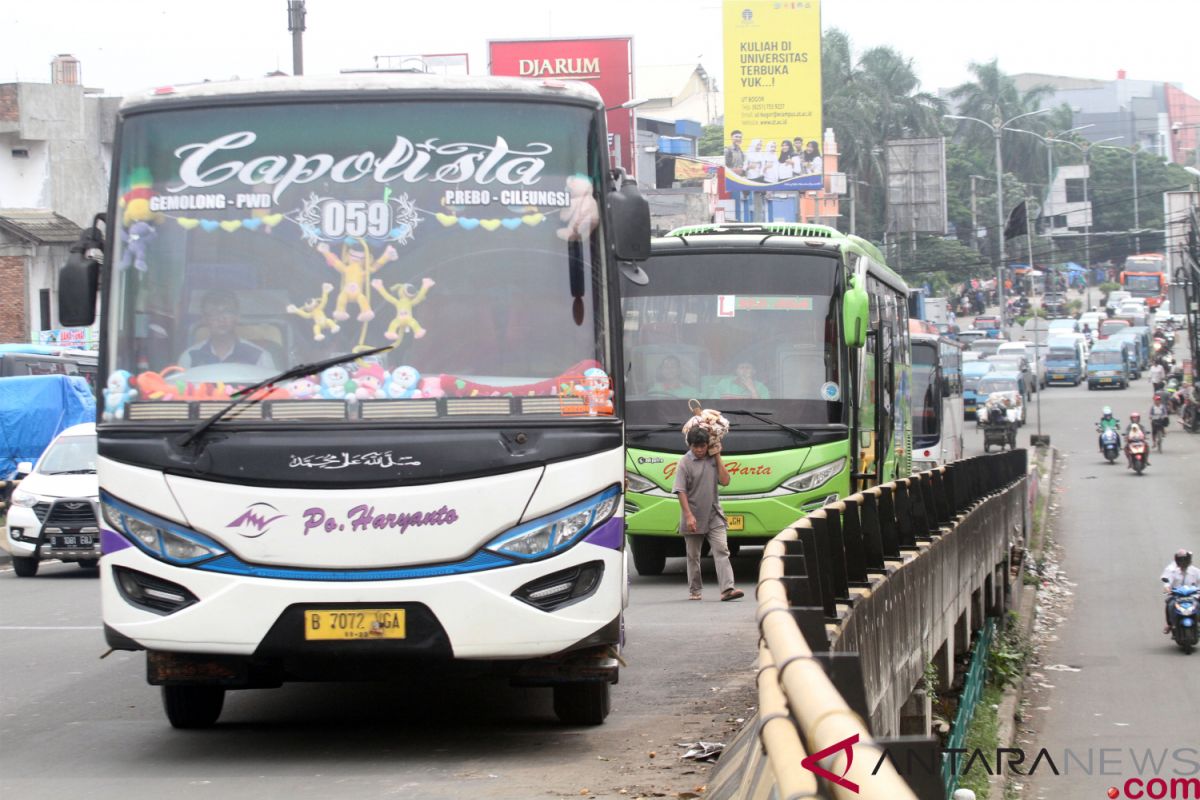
[0,553,760,799]
[961,329,1200,799]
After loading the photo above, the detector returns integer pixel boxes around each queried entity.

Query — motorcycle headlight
[10,489,41,508]
[100,499,226,565]
[781,458,846,494]
[486,486,620,561]
[624,471,656,493]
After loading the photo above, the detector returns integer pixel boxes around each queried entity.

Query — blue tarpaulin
[1065,262,1085,273]
[0,375,95,478]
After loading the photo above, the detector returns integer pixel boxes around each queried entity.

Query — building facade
[0,56,119,345]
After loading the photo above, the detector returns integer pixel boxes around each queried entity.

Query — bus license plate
[726,515,744,532]
[304,609,406,641]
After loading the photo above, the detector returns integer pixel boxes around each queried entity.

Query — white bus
[58,74,650,728]
[910,332,964,472]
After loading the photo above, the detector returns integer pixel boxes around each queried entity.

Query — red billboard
[488,37,635,178]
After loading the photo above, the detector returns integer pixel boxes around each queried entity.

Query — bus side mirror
[607,172,651,262]
[843,282,869,348]
[59,214,105,327]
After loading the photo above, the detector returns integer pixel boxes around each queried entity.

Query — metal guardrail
[710,450,1028,799]
[942,618,995,797]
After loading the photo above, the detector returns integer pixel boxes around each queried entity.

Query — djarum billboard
[489,37,635,178]
[722,0,823,192]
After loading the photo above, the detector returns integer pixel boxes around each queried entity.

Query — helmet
[1176,550,1193,570]
[1102,406,1113,418]
[1130,411,1141,422]
[1154,394,1162,403]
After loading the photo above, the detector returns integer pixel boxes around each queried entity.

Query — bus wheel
[77,559,99,570]
[12,557,39,578]
[629,537,666,576]
[162,685,225,729]
[553,682,610,725]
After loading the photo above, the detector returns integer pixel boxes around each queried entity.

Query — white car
[2,423,99,577]
[997,341,1046,390]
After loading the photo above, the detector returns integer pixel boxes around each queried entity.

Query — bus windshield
[621,251,843,428]
[106,100,611,424]
[911,341,940,447]
[1090,350,1124,365]
[1123,274,1161,294]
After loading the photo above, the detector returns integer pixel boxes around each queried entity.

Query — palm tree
[823,29,946,241]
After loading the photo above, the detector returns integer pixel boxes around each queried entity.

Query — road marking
[0,626,102,630]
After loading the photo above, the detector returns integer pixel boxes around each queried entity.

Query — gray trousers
[683,524,736,595]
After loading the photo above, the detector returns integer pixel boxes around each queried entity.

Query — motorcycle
[1127,437,1149,474]
[1165,584,1199,654]
[1097,426,1121,463]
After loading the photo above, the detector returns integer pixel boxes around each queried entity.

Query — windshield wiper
[178,343,395,449]
[46,469,96,475]
[724,409,811,441]
[628,421,684,441]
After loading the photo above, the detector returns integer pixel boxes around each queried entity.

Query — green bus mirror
[843,283,869,347]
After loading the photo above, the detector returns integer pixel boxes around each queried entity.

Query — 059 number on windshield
[320,200,392,239]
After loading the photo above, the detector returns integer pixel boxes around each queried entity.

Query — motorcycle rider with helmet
[1096,406,1120,453]
[1124,411,1149,468]
[1162,549,1200,634]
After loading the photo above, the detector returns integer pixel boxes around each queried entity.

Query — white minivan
[997,341,1046,390]
[2,423,99,577]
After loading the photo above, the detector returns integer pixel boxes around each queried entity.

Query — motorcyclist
[1096,406,1120,452]
[1161,549,1200,634]
[1124,411,1149,467]
[1081,323,1092,345]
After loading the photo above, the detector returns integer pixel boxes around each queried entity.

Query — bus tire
[12,557,39,578]
[162,685,225,729]
[77,559,99,570]
[553,681,610,725]
[629,537,666,576]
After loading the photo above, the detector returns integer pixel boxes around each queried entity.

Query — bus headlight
[624,471,656,493]
[781,458,846,494]
[486,486,620,561]
[101,499,226,566]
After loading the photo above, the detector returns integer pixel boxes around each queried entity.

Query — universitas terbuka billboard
[723,0,823,192]
[489,37,635,178]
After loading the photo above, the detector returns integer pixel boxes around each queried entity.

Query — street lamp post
[1008,124,1094,284]
[1046,135,1121,310]
[945,108,1051,327]
[1092,142,1141,253]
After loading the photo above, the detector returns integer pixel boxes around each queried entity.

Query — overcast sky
[3,0,1196,101]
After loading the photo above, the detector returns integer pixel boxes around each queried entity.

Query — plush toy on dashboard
[371,278,435,342]
[286,282,340,341]
[103,370,138,420]
[681,398,729,456]
[385,366,423,399]
[118,221,157,272]
[316,240,398,322]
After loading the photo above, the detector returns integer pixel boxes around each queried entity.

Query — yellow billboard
[723,0,823,192]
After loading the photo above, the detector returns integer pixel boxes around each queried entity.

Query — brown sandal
[688,593,702,601]
[721,588,745,601]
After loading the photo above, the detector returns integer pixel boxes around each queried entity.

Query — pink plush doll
[352,363,386,400]
[556,175,600,242]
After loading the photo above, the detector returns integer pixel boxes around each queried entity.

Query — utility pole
[288,0,306,76]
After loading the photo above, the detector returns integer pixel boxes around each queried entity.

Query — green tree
[822,29,946,242]
[698,123,724,157]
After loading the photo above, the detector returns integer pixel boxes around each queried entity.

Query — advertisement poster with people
[722,0,823,192]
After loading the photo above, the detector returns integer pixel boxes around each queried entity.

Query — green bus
[621,223,912,575]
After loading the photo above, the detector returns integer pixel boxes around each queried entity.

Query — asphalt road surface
[0,552,761,799]
[968,341,1200,800]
